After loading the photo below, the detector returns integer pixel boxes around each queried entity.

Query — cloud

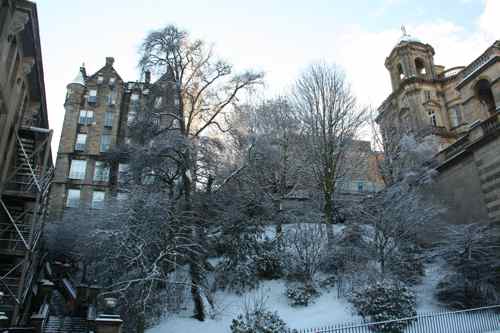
[479,0,500,40]
[333,1,496,108]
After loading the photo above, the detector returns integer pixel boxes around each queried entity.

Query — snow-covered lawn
[148,279,359,333]
[148,263,445,333]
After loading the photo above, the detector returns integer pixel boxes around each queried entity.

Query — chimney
[144,70,151,84]
[106,57,115,67]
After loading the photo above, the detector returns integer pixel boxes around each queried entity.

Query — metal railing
[289,305,500,333]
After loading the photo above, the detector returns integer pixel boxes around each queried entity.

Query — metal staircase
[0,127,53,326]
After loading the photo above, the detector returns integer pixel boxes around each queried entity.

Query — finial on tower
[401,25,407,36]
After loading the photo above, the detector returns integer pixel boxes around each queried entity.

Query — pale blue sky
[34,0,497,151]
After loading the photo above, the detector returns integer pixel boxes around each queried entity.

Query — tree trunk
[324,190,335,244]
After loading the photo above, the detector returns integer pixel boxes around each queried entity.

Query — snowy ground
[148,263,446,333]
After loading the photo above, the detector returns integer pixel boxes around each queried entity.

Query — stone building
[377,28,500,224]
[49,59,162,219]
[0,0,53,327]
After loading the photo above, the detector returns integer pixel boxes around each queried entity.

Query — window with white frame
[94,161,110,182]
[66,189,81,208]
[75,133,87,151]
[104,111,113,128]
[91,191,105,209]
[97,75,104,84]
[69,160,86,180]
[87,89,97,104]
[109,77,116,85]
[100,134,112,152]
[79,110,94,125]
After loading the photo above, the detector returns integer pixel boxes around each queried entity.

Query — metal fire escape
[0,126,53,325]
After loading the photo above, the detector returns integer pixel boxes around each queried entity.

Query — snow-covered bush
[255,240,284,279]
[436,223,500,309]
[350,280,416,333]
[216,258,259,294]
[286,283,319,307]
[230,309,288,333]
[436,273,498,309]
[283,223,326,283]
[388,248,425,285]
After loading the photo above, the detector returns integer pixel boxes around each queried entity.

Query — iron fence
[289,305,500,333]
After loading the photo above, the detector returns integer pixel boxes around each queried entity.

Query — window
[127,111,136,125]
[107,91,117,106]
[97,75,104,84]
[415,58,426,75]
[118,163,129,183]
[449,107,462,128]
[424,91,431,101]
[131,93,140,102]
[75,133,87,151]
[428,110,437,126]
[87,89,97,104]
[475,79,496,114]
[117,192,128,201]
[104,111,113,128]
[66,189,81,208]
[69,160,86,180]
[398,63,405,81]
[79,110,94,125]
[100,134,112,152]
[154,96,162,109]
[109,77,116,85]
[94,161,110,182]
[91,191,105,209]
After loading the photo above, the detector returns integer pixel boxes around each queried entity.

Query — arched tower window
[475,79,496,114]
[398,63,405,81]
[427,110,437,126]
[415,58,426,76]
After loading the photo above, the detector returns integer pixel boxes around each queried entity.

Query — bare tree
[139,24,263,321]
[293,63,366,242]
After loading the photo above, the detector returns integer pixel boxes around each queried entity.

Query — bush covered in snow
[388,248,425,285]
[282,223,326,283]
[216,258,259,294]
[350,280,416,333]
[230,309,288,333]
[286,283,319,307]
[255,240,284,279]
[436,273,499,309]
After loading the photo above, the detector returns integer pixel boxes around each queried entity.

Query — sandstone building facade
[0,0,53,326]
[377,30,500,224]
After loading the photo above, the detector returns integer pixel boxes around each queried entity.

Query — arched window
[475,79,496,114]
[428,110,437,126]
[415,58,426,75]
[398,63,405,81]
